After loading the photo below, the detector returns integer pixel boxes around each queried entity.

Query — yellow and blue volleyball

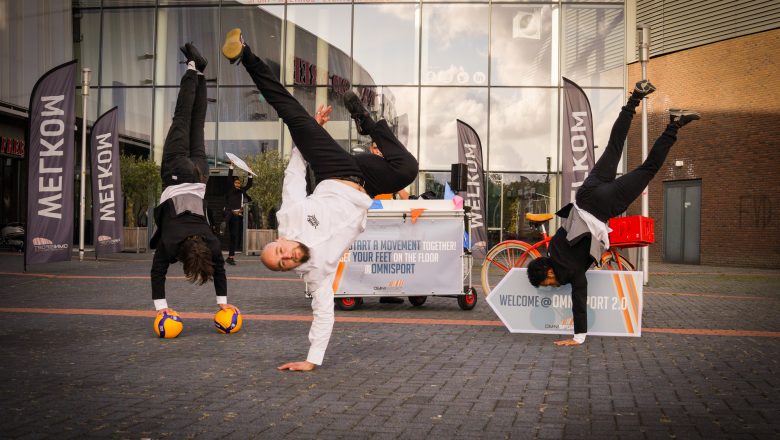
[153,310,183,338]
[214,309,242,334]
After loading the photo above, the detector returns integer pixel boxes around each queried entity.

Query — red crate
[608,216,655,248]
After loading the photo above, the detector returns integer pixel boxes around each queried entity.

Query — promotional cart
[330,199,477,311]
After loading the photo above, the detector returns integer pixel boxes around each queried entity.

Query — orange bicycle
[480,212,635,295]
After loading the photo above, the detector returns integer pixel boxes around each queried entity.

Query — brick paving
[0,251,778,439]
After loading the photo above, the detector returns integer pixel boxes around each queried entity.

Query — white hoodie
[276,148,373,365]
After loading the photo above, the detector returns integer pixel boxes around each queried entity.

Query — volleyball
[214,309,243,334]
[154,310,183,338]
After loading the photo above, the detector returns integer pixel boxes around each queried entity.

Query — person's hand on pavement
[277,361,316,372]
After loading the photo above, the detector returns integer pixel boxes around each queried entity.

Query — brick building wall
[625,28,780,268]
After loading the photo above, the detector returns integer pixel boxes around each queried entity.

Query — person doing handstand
[150,43,240,317]
[222,28,418,371]
[527,80,700,346]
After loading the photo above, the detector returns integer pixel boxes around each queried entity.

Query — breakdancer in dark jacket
[527,80,699,346]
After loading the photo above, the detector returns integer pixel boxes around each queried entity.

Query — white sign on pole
[487,268,643,337]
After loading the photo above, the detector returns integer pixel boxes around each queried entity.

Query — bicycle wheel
[600,250,635,270]
[481,241,541,297]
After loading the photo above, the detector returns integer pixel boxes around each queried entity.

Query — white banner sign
[334,216,463,297]
[487,268,643,337]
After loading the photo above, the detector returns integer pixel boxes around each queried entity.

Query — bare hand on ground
[277,361,316,372]
[554,338,581,346]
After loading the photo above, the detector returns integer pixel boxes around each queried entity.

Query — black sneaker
[222,28,245,65]
[226,257,236,266]
[669,109,701,127]
[632,80,656,99]
[343,91,375,135]
[180,42,208,73]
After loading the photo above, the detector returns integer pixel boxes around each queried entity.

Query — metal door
[663,180,701,264]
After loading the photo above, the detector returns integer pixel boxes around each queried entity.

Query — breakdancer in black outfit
[150,43,240,317]
[527,80,700,346]
[222,28,418,371]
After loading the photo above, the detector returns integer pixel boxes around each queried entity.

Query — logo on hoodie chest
[307,214,320,229]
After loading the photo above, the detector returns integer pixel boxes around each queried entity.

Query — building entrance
[663,179,701,264]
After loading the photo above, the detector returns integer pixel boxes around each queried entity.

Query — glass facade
[2,0,626,246]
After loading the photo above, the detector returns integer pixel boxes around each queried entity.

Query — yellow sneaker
[222,28,244,64]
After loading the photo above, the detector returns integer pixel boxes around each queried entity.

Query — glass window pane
[486,173,552,246]
[419,171,450,199]
[0,1,73,107]
[356,0,418,3]
[353,4,420,86]
[102,88,154,149]
[561,5,624,87]
[74,9,100,82]
[159,1,220,5]
[151,86,217,164]
[582,87,624,168]
[286,5,352,87]
[217,86,282,163]
[420,87,487,170]
[101,0,156,5]
[421,4,489,86]
[490,88,557,172]
[350,86,418,160]
[155,7,218,86]
[101,9,155,87]
[219,6,284,87]
[491,4,557,87]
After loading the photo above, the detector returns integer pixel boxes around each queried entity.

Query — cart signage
[334,217,463,296]
[487,268,643,337]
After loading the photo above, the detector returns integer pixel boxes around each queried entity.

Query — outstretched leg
[229,34,362,182]
[189,74,209,182]
[598,110,700,218]
[576,80,655,220]
[160,43,209,188]
[354,119,419,196]
[344,91,419,196]
[160,68,198,189]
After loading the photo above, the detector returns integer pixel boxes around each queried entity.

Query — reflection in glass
[581,87,624,168]
[217,87,281,163]
[491,4,557,87]
[151,87,216,163]
[155,7,218,86]
[486,173,552,247]
[0,1,73,106]
[351,86,418,160]
[419,171,450,199]
[489,88,557,172]
[420,87,487,170]
[101,9,155,87]
[353,4,420,86]
[74,9,100,83]
[102,88,154,147]
[286,5,352,87]
[562,5,624,87]
[421,4,489,86]
[220,6,284,86]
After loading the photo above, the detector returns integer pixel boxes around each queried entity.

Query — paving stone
[0,254,778,438]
